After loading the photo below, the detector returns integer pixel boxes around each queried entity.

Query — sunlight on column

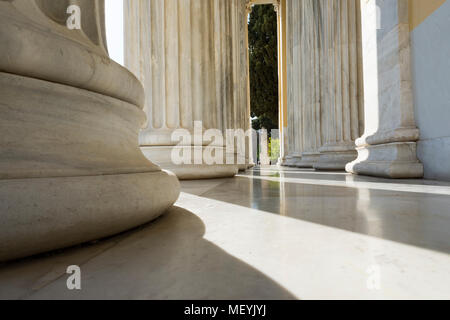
[356,0,380,147]
[105,0,124,65]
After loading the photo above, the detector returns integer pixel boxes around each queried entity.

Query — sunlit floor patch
[176,192,450,300]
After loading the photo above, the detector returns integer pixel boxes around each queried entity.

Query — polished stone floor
[0,167,449,299]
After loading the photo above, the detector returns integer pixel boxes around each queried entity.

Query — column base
[281,156,294,167]
[314,143,358,171]
[260,157,271,166]
[0,72,181,262]
[294,153,321,168]
[314,151,357,171]
[346,142,424,178]
[238,161,251,172]
[141,146,239,180]
[0,171,180,262]
[285,155,303,167]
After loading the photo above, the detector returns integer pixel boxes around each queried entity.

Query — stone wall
[410,0,450,181]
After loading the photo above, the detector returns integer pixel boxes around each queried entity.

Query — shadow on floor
[0,206,297,300]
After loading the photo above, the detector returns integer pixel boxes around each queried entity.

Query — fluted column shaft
[283,0,322,168]
[276,0,289,166]
[236,0,252,169]
[296,0,322,168]
[125,0,250,179]
[314,0,364,170]
[284,0,363,170]
[283,0,294,166]
[245,2,255,168]
[283,0,304,167]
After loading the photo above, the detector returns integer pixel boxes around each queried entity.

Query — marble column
[291,0,321,168]
[314,0,364,170]
[0,0,180,262]
[125,0,250,180]
[283,0,303,167]
[259,129,271,166]
[245,1,254,169]
[281,0,290,166]
[283,0,324,168]
[282,0,294,166]
[346,0,423,178]
[274,0,289,166]
[239,0,253,170]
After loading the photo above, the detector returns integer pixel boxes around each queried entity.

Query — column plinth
[315,142,358,171]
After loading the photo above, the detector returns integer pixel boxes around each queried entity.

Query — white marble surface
[412,0,450,181]
[0,167,449,299]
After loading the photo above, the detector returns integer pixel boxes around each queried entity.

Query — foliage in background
[269,138,280,163]
[248,5,279,132]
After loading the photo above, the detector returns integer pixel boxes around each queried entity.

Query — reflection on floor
[0,167,449,299]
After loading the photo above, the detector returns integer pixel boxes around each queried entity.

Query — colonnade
[283,0,364,170]
[281,0,422,178]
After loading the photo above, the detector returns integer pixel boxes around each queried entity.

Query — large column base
[283,155,303,167]
[295,153,321,168]
[346,142,424,178]
[0,171,179,262]
[240,157,255,171]
[141,146,239,180]
[238,164,248,171]
[314,151,357,171]
[281,156,294,167]
[314,143,358,171]
[277,157,286,166]
[0,72,180,262]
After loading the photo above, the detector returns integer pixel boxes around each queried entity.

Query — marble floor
[0,167,449,299]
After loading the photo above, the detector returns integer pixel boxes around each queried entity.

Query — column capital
[273,0,280,14]
[245,0,253,15]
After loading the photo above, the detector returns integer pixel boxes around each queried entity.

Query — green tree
[248,5,279,132]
